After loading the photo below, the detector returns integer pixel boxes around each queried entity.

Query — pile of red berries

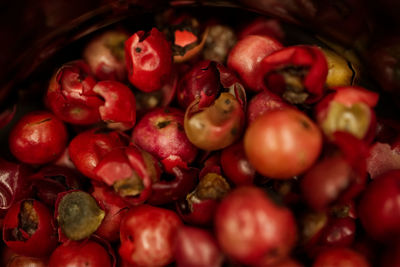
[0,8,399,267]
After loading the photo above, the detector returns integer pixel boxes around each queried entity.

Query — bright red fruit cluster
[1,8,399,267]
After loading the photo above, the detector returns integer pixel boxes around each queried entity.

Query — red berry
[9,111,68,165]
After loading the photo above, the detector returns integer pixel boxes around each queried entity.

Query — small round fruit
[244,109,322,179]
[9,111,68,165]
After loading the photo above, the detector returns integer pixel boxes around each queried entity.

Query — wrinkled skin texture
[119,205,182,267]
[48,240,112,267]
[215,186,297,266]
[9,111,68,165]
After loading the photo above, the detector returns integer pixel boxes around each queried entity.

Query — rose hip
[119,204,182,267]
[3,199,57,257]
[215,186,297,266]
[9,111,68,165]
[125,28,172,92]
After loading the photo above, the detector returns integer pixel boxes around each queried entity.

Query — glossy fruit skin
[91,184,130,242]
[119,204,182,267]
[131,107,197,170]
[358,170,400,242]
[68,128,127,180]
[6,254,48,267]
[9,111,68,165]
[244,109,322,179]
[237,18,284,41]
[259,45,328,104]
[220,141,255,186]
[45,60,102,125]
[246,90,291,125]
[312,247,370,267]
[3,199,57,257]
[48,240,112,267]
[215,186,297,266]
[173,226,224,267]
[93,81,136,130]
[125,28,172,92]
[0,159,32,218]
[83,30,128,81]
[227,34,283,91]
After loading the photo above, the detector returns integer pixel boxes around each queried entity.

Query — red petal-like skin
[177,60,221,109]
[215,186,297,266]
[176,198,218,227]
[174,226,224,267]
[125,28,172,92]
[358,170,400,242]
[259,45,328,103]
[94,146,157,205]
[68,128,126,180]
[3,200,57,257]
[0,159,32,218]
[91,184,130,242]
[93,81,136,130]
[132,107,197,168]
[46,60,102,125]
[312,248,370,267]
[48,240,112,267]
[9,111,68,165]
[119,205,182,267]
[227,34,283,91]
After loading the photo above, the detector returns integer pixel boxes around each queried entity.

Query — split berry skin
[2,199,57,257]
[125,28,173,92]
[9,111,68,165]
[45,60,102,125]
[259,45,328,104]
